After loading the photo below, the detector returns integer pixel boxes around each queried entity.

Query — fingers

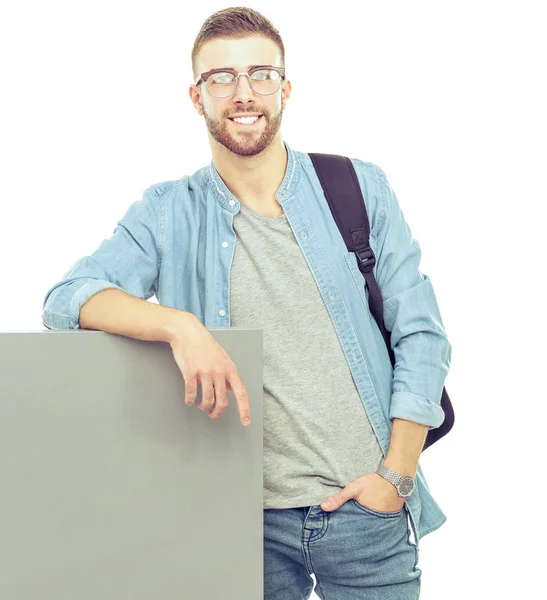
[227,369,251,426]
[185,373,198,407]
[197,375,215,412]
[208,377,227,420]
[183,365,250,427]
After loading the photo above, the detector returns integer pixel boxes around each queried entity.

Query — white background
[1,1,545,597]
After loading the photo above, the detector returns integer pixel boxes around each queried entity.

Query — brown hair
[191,7,285,82]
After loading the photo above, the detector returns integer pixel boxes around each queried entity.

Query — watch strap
[375,463,404,486]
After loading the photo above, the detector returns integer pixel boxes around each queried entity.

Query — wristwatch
[375,463,416,498]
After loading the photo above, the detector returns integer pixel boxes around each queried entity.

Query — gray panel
[0,329,264,599]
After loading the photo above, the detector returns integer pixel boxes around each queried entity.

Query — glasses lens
[206,72,236,98]
[205,70,282,97]
[249,69,282,95]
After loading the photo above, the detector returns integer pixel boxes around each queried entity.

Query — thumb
[321,483,358,512]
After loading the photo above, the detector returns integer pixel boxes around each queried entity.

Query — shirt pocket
[344,251,372,322]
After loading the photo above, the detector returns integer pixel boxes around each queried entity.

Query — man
[43,7,451,599]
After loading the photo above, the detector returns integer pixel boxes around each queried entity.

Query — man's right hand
[168,315,251,427]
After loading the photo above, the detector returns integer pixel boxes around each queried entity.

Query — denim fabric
[42,140,451,546]
[264,501,421,599]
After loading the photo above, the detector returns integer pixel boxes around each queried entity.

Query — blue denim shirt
[42,140,451,543]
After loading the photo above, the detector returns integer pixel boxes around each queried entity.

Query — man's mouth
[228,115,264,126]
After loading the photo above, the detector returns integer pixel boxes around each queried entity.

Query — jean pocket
[350,499,404,518]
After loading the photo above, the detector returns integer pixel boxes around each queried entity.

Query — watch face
[398,476,415,497]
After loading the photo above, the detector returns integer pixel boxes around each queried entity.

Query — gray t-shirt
[229,202,384,509]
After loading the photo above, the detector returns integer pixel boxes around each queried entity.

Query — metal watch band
[375,463,403,486]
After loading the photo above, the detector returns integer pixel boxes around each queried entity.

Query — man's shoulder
[346,156,386,185]
[146,176,196,199]
[295,149,388,236]
[295,148,384,183]
[146,163,210,199]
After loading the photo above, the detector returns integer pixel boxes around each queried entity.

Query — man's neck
[211,136,288,206]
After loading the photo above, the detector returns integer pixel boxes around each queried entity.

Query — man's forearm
[79,288,197,343]
[383,418,429,478]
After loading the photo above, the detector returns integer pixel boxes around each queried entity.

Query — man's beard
[203,106,283,157]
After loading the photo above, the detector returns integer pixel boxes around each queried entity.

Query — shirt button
[221,241,229,248]
[229,200,236,206]
[219,310,226,317]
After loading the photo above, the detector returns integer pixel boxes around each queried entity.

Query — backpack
[308,153,454,450]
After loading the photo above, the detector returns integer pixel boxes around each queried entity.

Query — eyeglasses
[195,66,285,98]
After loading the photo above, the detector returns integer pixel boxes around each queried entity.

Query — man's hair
[191,7,285,82]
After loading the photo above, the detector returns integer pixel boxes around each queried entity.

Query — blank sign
[0,328,264,599]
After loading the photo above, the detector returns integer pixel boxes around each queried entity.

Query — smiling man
[42,6,452,600]
[190,33,290,218]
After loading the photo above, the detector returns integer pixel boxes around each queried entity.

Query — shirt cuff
[389,391,446,430]
[69,281,125,329]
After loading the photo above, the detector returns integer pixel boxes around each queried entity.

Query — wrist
[382,458,416,479]
[164,310,200,345]
[376,462,416,498]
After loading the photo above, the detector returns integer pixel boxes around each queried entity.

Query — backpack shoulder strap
[308,152,393,358]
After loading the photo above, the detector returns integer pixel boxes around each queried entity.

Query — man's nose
[232,74,256,101]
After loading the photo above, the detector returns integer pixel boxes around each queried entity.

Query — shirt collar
[207,140,300,211]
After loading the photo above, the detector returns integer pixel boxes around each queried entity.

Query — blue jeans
[264,500,421,599]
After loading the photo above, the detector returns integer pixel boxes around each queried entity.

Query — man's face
[191,36,290,157]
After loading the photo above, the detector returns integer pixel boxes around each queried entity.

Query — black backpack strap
[308,152,454,450]
[308,153,393,359]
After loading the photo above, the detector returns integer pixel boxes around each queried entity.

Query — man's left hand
[320,472,406,512]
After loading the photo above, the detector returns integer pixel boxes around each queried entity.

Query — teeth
[233,116,259,124]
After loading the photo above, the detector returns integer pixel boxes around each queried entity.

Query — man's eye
[251,69,273,81]
[211,73,234,84]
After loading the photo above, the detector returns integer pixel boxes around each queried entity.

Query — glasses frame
[195,66,286,97]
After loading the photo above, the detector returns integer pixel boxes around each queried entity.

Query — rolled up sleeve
[371,165,452,429]
[42,185,163,330]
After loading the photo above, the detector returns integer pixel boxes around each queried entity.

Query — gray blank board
[0,328,264,599]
